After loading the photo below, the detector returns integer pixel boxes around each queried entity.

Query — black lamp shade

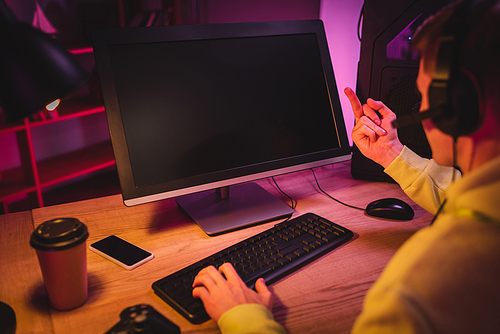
[0,4,89,121]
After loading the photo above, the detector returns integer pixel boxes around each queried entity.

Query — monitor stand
[175,182,294,236]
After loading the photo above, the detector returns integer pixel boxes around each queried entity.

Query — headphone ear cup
[432,70,481,137]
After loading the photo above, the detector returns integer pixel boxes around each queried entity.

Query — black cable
[271,176,297,209]
[270,177,296,224]
[310,168,365,211]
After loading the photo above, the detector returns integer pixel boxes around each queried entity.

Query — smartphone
[89,235,154,270]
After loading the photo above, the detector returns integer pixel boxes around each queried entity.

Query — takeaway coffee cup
[30,218,89,311]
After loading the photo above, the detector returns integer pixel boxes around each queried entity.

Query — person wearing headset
[192,0,500,333]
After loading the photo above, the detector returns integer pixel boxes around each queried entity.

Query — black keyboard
[152,213,354,324]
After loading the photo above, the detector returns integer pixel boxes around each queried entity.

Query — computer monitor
[92,19,351,235]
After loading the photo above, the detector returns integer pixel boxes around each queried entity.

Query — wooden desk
[0,211,54,333]
[1,161,432,333]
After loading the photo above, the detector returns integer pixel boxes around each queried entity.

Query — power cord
[271,167,365,212]
[310,168,365,211]
[271,168,366,214]
[271,176,297,209]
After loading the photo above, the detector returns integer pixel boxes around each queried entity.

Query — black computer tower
[351,0,454,182]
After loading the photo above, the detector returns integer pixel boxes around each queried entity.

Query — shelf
[0,167,37,202]
[43,167,120,207]
[0,32,108,214]
[0,0,178,214]
[0,113,26,135]
[0,97,105,136]
[38,141,115,189]
[30,98,105,129]
[0,141,115,200]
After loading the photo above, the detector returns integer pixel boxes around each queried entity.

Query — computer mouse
[365,198,414,220]
[0,301,16,334]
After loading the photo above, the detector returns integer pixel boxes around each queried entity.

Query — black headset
[392,0,494,138]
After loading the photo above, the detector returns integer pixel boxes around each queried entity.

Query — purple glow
[1,0,363,174]
[321,0,364,146]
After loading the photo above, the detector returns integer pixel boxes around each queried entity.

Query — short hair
[412,0,500,117]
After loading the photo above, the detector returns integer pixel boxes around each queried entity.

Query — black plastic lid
[30,218,89,251]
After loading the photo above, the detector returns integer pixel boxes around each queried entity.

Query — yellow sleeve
[384,146,459,214]
[218,304,286,334]
[351,284,434,334]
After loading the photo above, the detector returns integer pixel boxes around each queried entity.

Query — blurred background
[0,0,363,214]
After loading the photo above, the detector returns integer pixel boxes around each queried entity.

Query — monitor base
[176,182,294,236]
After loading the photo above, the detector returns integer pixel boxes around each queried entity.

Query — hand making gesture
[344,87,404,168]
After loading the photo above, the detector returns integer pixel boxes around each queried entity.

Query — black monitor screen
[93,20,351,234]
[109,33,338,188]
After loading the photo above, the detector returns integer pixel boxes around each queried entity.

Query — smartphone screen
[89,235,154,270]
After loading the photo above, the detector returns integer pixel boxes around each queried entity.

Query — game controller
[105,304,180,334]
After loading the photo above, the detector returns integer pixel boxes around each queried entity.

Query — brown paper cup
[30,218,89,311]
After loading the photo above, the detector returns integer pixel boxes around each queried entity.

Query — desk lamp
[0,0,89,121]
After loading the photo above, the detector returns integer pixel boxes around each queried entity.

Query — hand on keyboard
[192,263,274,322]
[152,213,353,323]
